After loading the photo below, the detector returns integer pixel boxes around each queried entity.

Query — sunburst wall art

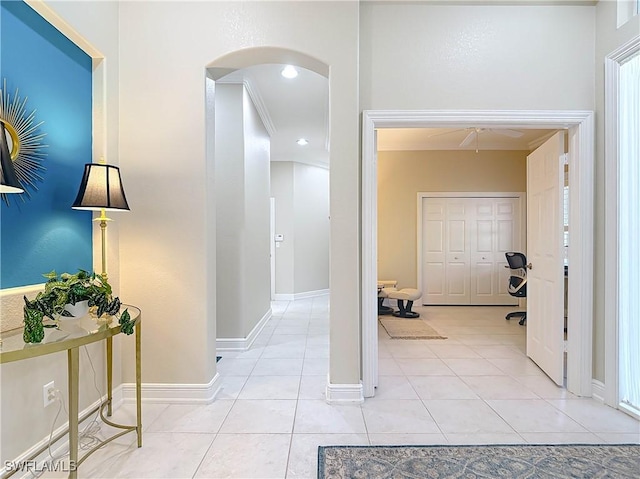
[0,78,48,206]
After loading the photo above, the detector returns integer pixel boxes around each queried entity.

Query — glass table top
[0,305,140,363]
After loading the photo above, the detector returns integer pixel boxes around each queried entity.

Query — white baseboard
[273,289,329,302]
[325,379,364,404]
[119,372,222,404]
[591,379,605,403]
[216,308,272,351]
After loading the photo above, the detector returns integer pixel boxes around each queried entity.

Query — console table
[0,306,142,479]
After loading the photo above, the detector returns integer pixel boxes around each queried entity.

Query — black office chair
[505,252,527,325]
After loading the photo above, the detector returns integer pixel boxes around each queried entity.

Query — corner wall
[213,83,271,340]
[115,1,360,387]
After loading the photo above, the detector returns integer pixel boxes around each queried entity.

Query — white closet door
[470,199,497,304]
[423,195,521,306]
[495,199,521,303]
[445,200,471,304]
[422,199,447,304]
[470,198,520,305]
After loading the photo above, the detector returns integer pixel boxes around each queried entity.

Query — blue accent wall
[0,1,93,288]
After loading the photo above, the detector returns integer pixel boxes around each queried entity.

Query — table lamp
[72,160,130,279]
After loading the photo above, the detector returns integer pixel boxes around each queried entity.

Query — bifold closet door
[422,198,470,305]
[470,198,520,305]
[422,196,521,306]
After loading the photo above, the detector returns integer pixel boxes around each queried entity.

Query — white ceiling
[218,63,330,168]
[377,127,560,152]
[219,65,561,166]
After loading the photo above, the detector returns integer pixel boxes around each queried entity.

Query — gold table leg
[136,320,142,447]
[68,348,79,479]
[106,336,113,416]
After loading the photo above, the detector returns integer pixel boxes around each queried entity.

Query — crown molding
[215,78,276,137]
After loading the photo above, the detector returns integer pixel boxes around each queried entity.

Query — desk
[0,306,142,479]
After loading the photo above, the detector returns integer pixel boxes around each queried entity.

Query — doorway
[206,48,330,350]
[362,110,595,398]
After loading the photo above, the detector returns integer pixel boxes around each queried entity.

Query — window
[617,50,640,415]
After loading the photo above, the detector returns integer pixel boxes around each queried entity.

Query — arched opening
[205,48,331,359]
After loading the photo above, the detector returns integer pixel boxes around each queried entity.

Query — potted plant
[22,270,133,343]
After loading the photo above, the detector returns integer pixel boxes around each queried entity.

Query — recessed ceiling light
[296,138,308,146]
[281,65,298,79]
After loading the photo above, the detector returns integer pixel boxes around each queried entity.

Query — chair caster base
[392,311,419,319]
[506,312,526,326]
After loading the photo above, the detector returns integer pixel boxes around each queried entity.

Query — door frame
[362,109,595,398]
[417,192,526,306]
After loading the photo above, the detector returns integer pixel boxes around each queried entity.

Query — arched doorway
[205,48,331,355]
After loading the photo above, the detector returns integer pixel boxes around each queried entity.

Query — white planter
[63,300,90,318]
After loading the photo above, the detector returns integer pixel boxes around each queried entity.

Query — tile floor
[45,296,639,478]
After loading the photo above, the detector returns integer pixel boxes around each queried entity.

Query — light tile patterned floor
[45,296,639,478]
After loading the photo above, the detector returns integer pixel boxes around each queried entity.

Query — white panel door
[423,199,447,304]
[470,198,520,305]
[526,131,566,385]
[495,199,521,304]
[445,199,470,304]
[470,200,495,302]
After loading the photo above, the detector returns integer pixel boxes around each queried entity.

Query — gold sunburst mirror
[0,79,48,205]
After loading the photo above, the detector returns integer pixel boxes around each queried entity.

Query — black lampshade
[72,163,130,211]
[0,122,24,194]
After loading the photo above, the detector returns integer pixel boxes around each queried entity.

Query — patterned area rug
[318,444,640,478]
[379,317,447,340]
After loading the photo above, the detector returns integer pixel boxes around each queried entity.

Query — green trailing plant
[22,270,134,342]
[23,305,45,344]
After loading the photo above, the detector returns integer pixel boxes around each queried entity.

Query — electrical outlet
[43,381,55,408]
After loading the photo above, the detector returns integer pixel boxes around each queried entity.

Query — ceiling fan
[429,127,524,152]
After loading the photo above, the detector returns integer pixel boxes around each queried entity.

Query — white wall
[215,83,247,339]
[241,86,271,336]
[214,84,270,339]
[270,162,330,296]
[115,1,360,386]
[360,3,596,111]
[293,163,330,294]
[271,162,295,294]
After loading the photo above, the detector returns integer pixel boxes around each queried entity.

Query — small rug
[318,444,640,479]
[379,317,446,340]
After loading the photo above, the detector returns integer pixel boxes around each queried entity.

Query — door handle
[527,263,533,270]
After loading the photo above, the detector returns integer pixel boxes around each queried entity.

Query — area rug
[318,444,640,479]
[379,317,447,340]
